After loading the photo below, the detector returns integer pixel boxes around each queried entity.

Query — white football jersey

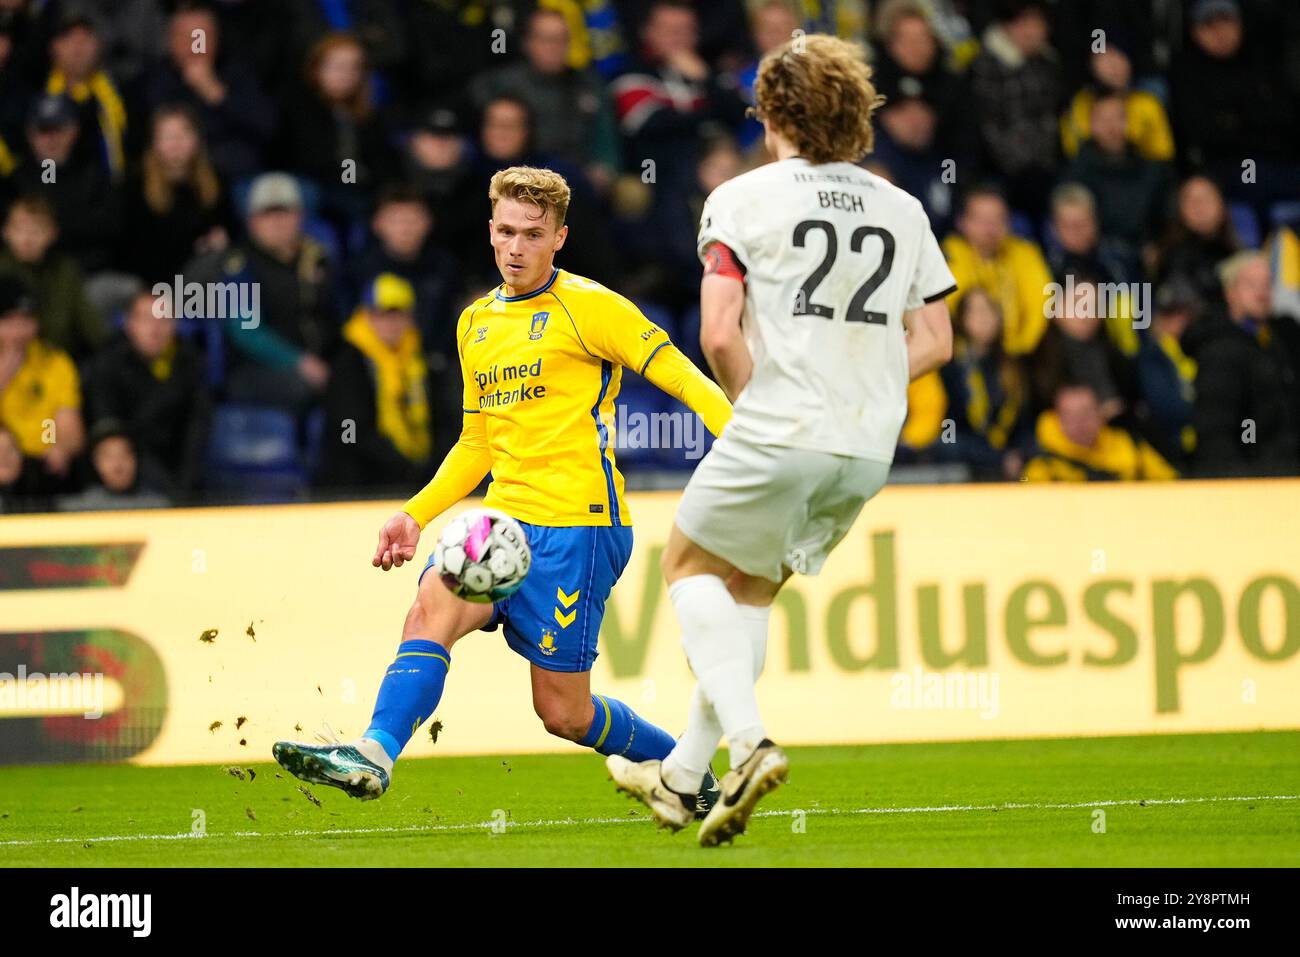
[697,158,956,462]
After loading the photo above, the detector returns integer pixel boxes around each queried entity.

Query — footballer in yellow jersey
[273,167,731,810]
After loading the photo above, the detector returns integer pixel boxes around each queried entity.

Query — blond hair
[1216,250,1268,290]
[752,34,883,164]
[488,166,571,227]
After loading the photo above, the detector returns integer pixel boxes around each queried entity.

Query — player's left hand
[373,512,421,570]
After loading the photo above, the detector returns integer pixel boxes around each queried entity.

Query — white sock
[669,575,766,769]
[661,686,720,794]
[355,737,395,774]
[736,603,771,680]
[663,601,775,787]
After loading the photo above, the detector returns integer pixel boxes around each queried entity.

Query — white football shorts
[674,431,890,583]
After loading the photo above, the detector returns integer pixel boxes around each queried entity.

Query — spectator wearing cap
[0,194,106,361]
[870,85,955,236]
[967,0,1063,220]
[1060,31,1174,163]
[349,184,461,369]
[1046,182,1138,286]
[1060,91,1171,260]
[57,419,171,512]
[320,273,441,491]
[1171,0,1300,210]
[1022,381,1176,481]
[144,2,275,181]
[84,291,210,496]
[204,172,341,412]
[1154,174,1240,305]
[400,104,478,258]
[3,93,122,274]
[0,277,85,487]
[1183,251,1300,477]
[942,186,1054,355]
[121,104,230,286]
[870,0,976,164]
[469,8,620,189]
[44,9,127,180]
[1136,281,1200,468]
[277,31,397,245]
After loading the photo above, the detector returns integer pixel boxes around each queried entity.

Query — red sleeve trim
[703,242,746,281]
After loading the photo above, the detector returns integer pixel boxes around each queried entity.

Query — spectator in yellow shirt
[1023,381,1177,481]
[1060,39,1174,162]
[942,186,1054,355]
[0,278,85,483]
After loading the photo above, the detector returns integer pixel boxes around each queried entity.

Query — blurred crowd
[1,0,1299,515]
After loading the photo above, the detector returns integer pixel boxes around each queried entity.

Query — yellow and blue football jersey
[404,268,730,528]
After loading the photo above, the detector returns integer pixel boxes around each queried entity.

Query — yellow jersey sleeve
[570,282,732,436]
[570,284,673,376]
[401,306,493,529]
[640,344,731,438]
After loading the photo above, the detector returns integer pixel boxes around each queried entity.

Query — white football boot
[697,739,789,847]
[606,755,696,832]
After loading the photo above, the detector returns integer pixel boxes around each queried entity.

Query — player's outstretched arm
[641,340,732,438]
[372,413,492,570]
[903,300,954,381]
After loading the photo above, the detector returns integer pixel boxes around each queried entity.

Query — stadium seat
[302,407,327,481]
[1009,210,1039,243]
[1229,203,1261,248]
[206,403,307,501]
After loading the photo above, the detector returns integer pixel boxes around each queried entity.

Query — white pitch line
[1,793,1296,849]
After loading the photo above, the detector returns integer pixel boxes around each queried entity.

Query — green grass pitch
[3,730,1297,867]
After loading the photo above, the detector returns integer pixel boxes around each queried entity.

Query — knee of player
[534,699,590,742]
[402,600,434,639]
[659,541,684,581]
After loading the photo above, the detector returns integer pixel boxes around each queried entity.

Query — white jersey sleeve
[907,227,957,310]
[697,189,750,266]
[693,158,957,463]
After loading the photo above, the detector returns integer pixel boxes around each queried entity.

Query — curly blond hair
[753,34,884,164]
[488,166,571,227]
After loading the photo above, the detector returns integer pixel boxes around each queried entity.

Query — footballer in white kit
[607,34,957,846]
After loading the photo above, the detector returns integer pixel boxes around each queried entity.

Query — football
[433,507,531,603]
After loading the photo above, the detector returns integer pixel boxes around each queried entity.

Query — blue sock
[362,640,450,762]
[579,694,676,761]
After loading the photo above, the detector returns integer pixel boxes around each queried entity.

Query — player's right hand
[373,512,421,570]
